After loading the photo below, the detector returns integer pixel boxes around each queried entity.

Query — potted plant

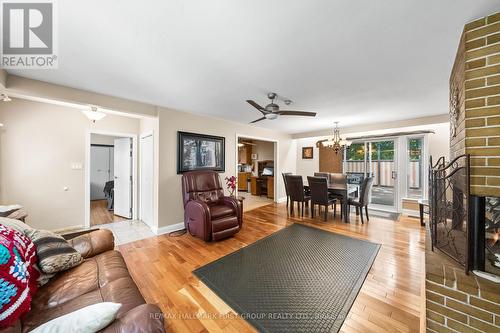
[225,176,237,197]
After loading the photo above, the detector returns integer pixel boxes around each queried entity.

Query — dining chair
[347,177,374,224]
[286,175,310,217]
[307,176,337,221]
[329,173,348,217]
[329,173,347,186]
[282,172,292,208]
[314,172,330,182]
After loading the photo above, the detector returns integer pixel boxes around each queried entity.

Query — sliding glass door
[344,139,398,212]
[368,140,397,210]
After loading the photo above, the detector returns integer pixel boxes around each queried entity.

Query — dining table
[303,181,359,223]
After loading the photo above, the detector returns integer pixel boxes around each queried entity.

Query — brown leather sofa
[2,229,165,333]
[181,170,242,241]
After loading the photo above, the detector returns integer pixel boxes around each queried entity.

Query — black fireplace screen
[429,154,470,271]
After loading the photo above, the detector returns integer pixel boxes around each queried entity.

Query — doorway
[87,132,136,227]
[236,136,277,212]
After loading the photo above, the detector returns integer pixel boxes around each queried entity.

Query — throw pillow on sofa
[0,205,22,218]
[0,224,39,329]
[24,229,83,274]
[0,217,32,234]
[31,302,122,333]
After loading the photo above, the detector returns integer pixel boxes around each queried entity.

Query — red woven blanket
[0,224,39,328]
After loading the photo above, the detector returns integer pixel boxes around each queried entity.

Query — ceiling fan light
[265,113,278,120]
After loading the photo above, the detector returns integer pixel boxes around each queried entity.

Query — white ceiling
[8,0,499,134]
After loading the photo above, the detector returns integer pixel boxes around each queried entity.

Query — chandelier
[322,122,351,154]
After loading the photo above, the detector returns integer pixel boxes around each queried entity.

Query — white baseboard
[276,196,287,204]
[402,209,420,218]
[152,222,185,235]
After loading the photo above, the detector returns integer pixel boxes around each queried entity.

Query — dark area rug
[193,223,380,333]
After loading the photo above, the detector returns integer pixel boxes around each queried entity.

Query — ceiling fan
[246,92,316,123]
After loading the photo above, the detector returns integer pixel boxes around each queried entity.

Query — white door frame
[235,134,280,203]
[139,131,155,228]
[85,130,138,228]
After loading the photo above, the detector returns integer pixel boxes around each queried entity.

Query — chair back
[282,172,292,196]
[286,175,306,202]
[307,176,329,205]
[330,173,347,186]
[359,177,374,205]
[314,172,330,183]
[181,171,224,207]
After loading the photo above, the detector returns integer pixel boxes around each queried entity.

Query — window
[344,143,366,174]
[407,138,423,199]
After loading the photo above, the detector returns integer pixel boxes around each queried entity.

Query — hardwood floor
[119,203,425,333]
[90,199,130,226]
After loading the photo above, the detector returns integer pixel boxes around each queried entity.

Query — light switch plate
[71,162,83,170]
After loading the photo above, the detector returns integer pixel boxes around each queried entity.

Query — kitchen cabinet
[238,172,251,191]
[238,146,252,164]
[250,177,258,195]
[267,176,274,199]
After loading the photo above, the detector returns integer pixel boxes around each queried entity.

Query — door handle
[391,171,397,179]
[114,176,118,179]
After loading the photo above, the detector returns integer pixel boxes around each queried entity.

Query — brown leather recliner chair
[181,171,242,241]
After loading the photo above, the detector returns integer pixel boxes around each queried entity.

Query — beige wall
[0,98,140,230]
[157,107,296,229]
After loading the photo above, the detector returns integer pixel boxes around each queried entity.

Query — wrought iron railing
[429,154,470,271]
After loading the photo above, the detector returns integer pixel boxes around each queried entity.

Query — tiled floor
[95,220,155,245]
[239,191,274,212]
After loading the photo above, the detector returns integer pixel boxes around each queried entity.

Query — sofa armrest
[100,304,165,333]
[222,196,242,227]
[184,200,211,241]
[68,229,115,259]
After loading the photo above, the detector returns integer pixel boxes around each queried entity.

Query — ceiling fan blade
[249,117,266,124]
[278,111,317,117]
[246,100,266,114]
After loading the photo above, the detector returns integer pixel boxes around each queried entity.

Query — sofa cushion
[209,205,234,219]
[211,216,239,233]
[25,229,83,274]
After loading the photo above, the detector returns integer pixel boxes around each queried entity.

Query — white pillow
[31,302,122,333]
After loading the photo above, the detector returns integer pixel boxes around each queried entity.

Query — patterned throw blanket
[0,225,39,329]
